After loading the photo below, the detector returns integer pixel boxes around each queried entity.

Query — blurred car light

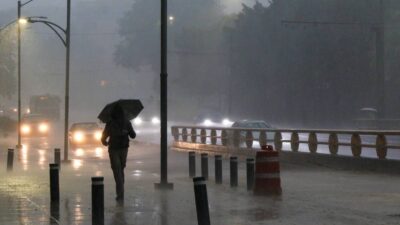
[21,124,31,134]
[203,119,213,126]
[133,117,143,125]
[151,117,160,124]
[94,131,102,140]
[222,118,233,126]
[73,131,85,143]
[38,123,49,133]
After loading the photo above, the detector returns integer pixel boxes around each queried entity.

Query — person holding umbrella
[101,104,136,202]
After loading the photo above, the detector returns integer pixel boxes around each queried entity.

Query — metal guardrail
[171,126,400,160]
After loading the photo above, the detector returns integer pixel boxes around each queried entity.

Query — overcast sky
[1,0,270,15]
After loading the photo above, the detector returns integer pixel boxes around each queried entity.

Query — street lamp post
[26,15,71,162]
[16,0,36,150]
[155,0,173,190]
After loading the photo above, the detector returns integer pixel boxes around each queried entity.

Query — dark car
[231,120,274,145]
[69,122,103,147]
[20,114,51,137]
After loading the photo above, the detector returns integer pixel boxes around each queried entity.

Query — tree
[0,25,16,99]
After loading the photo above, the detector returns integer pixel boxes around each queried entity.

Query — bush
[0,116,16,133]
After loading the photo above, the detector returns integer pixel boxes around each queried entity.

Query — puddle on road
[229,207,280,221]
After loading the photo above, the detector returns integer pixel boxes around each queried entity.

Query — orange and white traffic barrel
[254,145,282,195]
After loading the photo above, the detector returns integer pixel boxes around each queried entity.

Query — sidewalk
[0,142,399,225]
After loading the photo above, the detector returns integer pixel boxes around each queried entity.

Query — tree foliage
[0,26,16,99]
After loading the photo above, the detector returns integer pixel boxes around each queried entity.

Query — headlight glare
[73,131,85,143]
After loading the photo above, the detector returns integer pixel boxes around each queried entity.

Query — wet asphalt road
[0,135,399,225]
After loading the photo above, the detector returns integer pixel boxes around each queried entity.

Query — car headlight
[222,118,233,126]
[94,131,102,140]
[73,131,85,142]
[133,117,143,125]
[203,119,213,126]
[21,124,31,134]
[151,117,160,124]
[38,123,49,133]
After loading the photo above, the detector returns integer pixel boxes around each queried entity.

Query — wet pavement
[0,137,400,225]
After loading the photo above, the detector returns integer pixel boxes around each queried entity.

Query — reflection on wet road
[0,137,399,225]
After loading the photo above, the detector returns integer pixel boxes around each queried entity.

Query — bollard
[7,149,14,171]
[230,156,238,187]
[246,158,255,191]
[49,164,60,202]
[54,148,61,165]
[201,153,208,180]
[214,155,222,184]
[189,151,196,178]
[193,177,211,225]
[50,201,60,222]
[92,177,104,225]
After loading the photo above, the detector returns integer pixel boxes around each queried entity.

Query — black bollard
[230,156,238,187]
[246,158,255,191]
[189,151,196,178]
[193,177,211,225]
[50,201,60,223]
[92,177,104,225]
[214,155,222,184]
[49,164,60,202]
[7,149,14,171]
[54,148,61,165]
[201,153,208,180]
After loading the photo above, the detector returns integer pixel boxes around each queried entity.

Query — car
[20,114,51,137]
[230,120,274,146]
[69,122,103,148]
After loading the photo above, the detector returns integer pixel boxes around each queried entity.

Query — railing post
[182,128,188,142]
[245,131,253,148]
[290,132,299,152]
[274,132,282,151]
[351,133,362,157]
[200,129,207,144]
[191,128,197,143]
[210,129,217,145]
[259,131,267,148]
[189,151,196,178]
[376,134,387,159]
[215,155,222,184]
[329,133,339,155]
[201,153,208,180]
[308,132,318,153]
[246,158,255,191]
[230,156,238,187]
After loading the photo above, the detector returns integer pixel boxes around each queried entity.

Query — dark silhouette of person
[101,105,136,202]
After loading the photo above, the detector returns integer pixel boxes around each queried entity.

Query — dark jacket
[101,120,136,149]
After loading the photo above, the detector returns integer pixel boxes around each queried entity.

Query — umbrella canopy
[98,99,143,123]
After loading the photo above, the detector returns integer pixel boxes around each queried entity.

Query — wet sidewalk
[0,141,399,225]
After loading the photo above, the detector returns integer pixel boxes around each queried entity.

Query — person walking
[101,105,136,202]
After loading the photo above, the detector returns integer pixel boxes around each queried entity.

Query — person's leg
[109,150,124,200]
[118,148,128,198]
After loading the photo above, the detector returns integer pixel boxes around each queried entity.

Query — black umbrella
[98,99,143,123]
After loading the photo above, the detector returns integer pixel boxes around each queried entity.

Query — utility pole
[155,0,173,190]
[17,1,22,150]
[63,0,71,162]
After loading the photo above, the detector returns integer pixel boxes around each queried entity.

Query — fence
[171,126,400,160]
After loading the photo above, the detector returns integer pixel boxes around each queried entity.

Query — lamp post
[155,0,173,190]
[16,0,39,150]
[26,15,71,162]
